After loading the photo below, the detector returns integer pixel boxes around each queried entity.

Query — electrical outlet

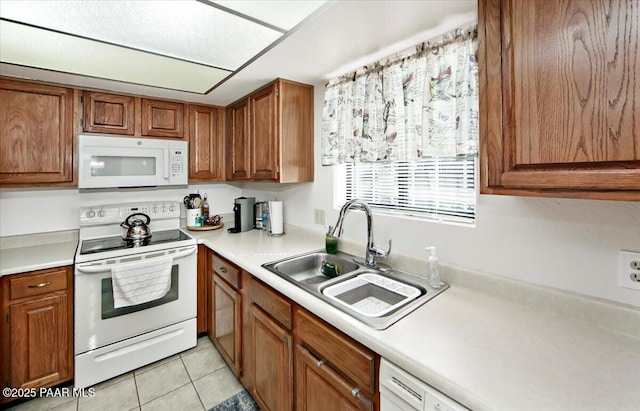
[619,250,640,291]
[314,209,325,225]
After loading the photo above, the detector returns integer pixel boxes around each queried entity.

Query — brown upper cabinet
[141,98,185,138]
[0,78,75,187]
[226,79,314,183]
[82,91,186,140]
[479,0,640,201]
[82,92,135,135]
[188,104,225,181]
[226,99,251,180]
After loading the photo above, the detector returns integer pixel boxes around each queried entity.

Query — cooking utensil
[183,193,202,209]
[120,213,152,242]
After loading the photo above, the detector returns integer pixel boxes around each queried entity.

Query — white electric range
[74,201,197,388]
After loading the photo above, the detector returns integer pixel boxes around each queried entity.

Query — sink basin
[268,251,359,285]
[262,250,448,329]
[321,272,423,317]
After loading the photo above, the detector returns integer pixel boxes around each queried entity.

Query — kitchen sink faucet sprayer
[331,199,391,268]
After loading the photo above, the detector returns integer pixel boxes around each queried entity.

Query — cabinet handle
[28,281,51,288]
[219,267,227,273]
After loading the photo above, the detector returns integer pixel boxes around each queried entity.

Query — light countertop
[0,230,78,276]
[186,224,640,411]
[2,225,638,410]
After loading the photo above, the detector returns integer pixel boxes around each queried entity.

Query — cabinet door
[188,105,224,181]
[480,0,640,200]
[250,83,279,181]
[249,304,292,411]
[197,245,209,334]
[10,294,70,389]
[141,98,185,138]
[225,99,251,180]
[82,91,134,135]
[0,79,74,186]
[296,345,373,411]
[211,274,242,377]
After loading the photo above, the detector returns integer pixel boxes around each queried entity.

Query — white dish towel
[112,257,173,308]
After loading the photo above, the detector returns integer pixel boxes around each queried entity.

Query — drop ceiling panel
[0,0,282,70]
[0,21,231,93]
[210,0,327,31]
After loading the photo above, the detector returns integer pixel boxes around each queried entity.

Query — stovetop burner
[80,229,190,255]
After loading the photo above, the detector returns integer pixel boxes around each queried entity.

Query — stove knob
[97,209,106,218]
[161,205,167,213]
[86,210,96,218]
[152,206,159,213]
[169,205,176,212]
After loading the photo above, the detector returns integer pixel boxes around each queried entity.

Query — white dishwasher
[380,359,468,411]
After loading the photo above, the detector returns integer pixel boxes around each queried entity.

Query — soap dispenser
[425,246,442,289]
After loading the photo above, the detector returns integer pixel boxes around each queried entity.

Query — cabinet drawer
[248,276,292,330]
[9,267,68,300]
[211,254,240,289]
[295,308,376,394]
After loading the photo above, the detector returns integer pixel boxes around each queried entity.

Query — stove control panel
[80,201,182,226]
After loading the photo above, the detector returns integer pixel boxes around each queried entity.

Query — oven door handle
[76,246,196,273]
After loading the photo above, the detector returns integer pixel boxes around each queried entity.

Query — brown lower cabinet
[197,245,209,334]
[243,273,293,411]
[0,266,73,404]
[295,308,377,411]
[296,345,372,411]
[208,252,242,376]
[206,249,380,411]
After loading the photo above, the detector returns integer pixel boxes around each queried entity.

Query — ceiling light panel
[0,21,231,93]
[0,0,283,70]
[210,0,327,31]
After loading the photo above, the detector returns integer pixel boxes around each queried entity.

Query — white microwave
[78,134,188,189]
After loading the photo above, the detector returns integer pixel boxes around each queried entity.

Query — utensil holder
[186,208,201,227]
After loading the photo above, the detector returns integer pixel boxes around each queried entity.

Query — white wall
[243,83,640,307]
[0,183,242,237]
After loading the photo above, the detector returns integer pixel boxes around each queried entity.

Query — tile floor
[8,337,244,411]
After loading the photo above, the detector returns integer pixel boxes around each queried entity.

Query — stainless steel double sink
[262,250,448,329]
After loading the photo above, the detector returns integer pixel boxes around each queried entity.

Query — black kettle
[120,213,152,242]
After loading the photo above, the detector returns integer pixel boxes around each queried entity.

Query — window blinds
[345,157,476,224]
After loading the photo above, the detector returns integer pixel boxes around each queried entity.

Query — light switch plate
[314,209,325,225]
[619,250,640,291]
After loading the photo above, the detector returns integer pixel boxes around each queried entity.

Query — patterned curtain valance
[321,25,478,165]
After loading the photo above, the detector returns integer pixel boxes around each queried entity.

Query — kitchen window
[345,156,476,224]
[323,25,478,225]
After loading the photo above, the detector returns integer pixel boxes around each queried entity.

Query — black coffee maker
[228,197,255,233]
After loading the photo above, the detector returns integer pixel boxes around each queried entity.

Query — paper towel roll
[268,200,284,236]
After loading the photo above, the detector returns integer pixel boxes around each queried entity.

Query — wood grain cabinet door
[10,294,70,389]
[82,91,134,135]
[188,104,224,181]
[249,304,292,411]
[198,245,209,334]
[211,274,242,377]
[0,79,74,186]
[225,99,251,180]
[480,0,640,200]
[141,98,185,138]
[250,84,279,181]
[296,345,373,411]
